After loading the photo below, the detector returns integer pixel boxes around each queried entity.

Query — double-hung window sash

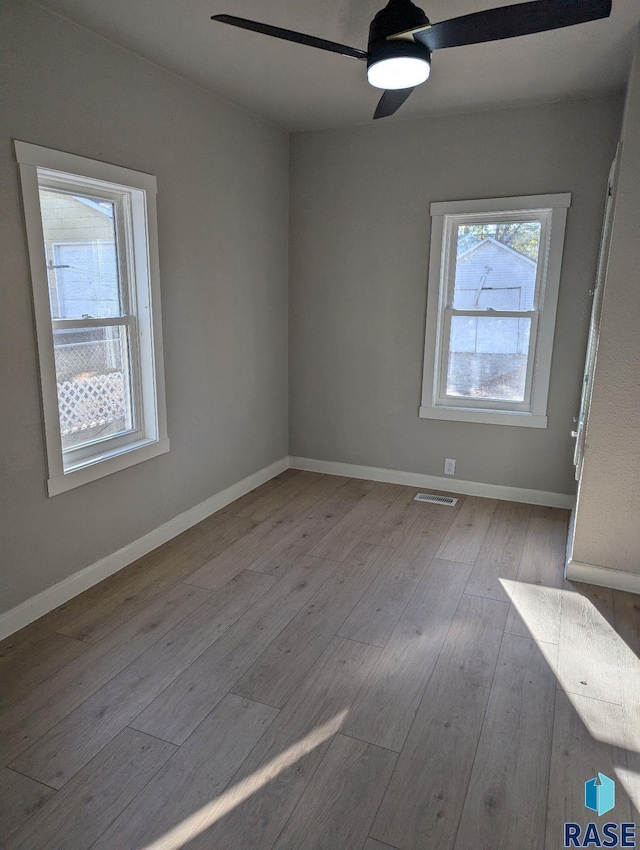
[435,210,552,413]
[16,140,169,495]
[39,176,144,467]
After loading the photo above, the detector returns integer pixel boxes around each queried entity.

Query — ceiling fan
[212,0,612,119]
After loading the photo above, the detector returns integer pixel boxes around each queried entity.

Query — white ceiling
[39,0,639,130]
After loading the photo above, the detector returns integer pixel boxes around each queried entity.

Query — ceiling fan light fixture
[366,39,431,90]
[213,0,613,119]
[367,55,431,89]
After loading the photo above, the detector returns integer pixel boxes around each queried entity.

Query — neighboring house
[450,236,537,356]
[39,191,118,318]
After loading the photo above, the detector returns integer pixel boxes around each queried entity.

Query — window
[420,194,570,428]
[16,141,168,495]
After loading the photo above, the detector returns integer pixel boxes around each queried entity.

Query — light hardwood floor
[1,470,638,849]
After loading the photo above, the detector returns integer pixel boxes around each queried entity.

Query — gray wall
[0,0,289,613]
[572,30,640,575]
[289,97,622,495]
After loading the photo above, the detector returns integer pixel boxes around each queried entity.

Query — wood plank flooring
[1,469,638,850]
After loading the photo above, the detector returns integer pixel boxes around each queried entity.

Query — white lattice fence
[57,372,125,435]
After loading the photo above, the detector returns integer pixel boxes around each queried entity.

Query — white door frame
[573,145,621,481]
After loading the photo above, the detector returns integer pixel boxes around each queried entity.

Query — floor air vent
[414,493,458,506]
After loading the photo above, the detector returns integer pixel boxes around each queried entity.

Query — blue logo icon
[564,773,634,846]
[585,772,616,816]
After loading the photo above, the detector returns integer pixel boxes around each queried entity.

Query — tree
[457,221,541,260]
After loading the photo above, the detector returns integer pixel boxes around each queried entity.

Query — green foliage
[458,221,541,260]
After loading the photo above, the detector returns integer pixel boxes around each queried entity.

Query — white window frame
[420,194,571,429]
[16,141,169,496]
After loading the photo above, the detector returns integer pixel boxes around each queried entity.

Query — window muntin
[16,141,168,495]
[420,195,570,428]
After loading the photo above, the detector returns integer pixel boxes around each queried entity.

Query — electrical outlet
[444,458,456,476]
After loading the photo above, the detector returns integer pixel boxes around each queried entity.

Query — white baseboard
[0,453,578,640]
[0,457,289,641]
[289,456,576,509]
[565,559,640,595]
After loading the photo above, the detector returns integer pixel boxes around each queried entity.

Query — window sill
[47,436,170,496]
[419,405,548,429]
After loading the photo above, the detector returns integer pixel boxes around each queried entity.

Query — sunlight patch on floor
[504,577,640,813]
[140,711,347,850]
[614,763,640,816]
[505,579,563,643]
[504,577,639,749]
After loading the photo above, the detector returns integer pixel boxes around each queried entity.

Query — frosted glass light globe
[367,56,431,89]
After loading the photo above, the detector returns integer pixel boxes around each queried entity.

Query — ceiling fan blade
[405,0,612,51]
[212,14,368,60]
[374,87,416,119]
